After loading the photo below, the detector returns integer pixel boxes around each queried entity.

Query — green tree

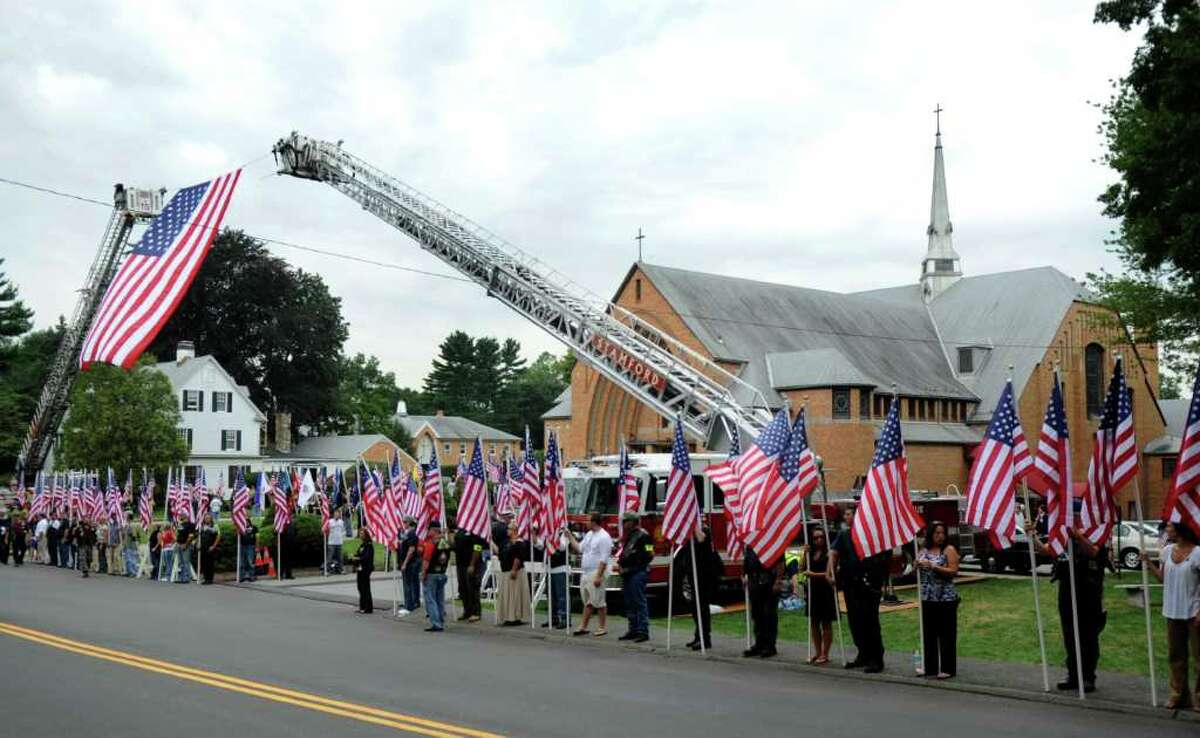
[323,352,402,435]
[59,358,188,473]
[147,229,349,440]
[1090,0,1200,392]
[423,331,477,417]
[496,351,569,446]
[0,319,66,471]
[0,258,33,351]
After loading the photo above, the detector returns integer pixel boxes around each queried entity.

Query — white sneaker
[397,608,410,616]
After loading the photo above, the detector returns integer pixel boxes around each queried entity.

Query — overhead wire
[0,174,1149,357]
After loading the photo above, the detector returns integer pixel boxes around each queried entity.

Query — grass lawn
[691,574,1166,676]
[342,538,391,568]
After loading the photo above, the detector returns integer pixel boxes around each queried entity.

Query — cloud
[0,1,1141,388]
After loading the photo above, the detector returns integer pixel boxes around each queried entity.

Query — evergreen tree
[423,331,477,416]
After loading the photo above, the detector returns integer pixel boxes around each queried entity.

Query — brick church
[544,127,1177,517]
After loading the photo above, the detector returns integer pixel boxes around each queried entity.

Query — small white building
[155,341,267,490]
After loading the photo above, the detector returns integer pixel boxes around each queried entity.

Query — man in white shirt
[326,509,346,574]
[34,515,49,564]
[569,513,614,637]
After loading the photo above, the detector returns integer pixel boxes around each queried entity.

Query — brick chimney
[176,340,195,365]
[274,411,292,453]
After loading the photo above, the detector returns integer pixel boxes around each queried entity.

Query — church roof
[637,263,976,405]
[859,266,1094,422]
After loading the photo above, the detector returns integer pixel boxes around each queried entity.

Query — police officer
[453,520,485,623]
[617,512,653,643]
[830,507,888,673]
[1027,519,1107,692]
[743,544,785,658]
[679,525,720,650]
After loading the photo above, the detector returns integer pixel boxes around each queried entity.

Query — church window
[1085,343,1105,417]
[635,279,642,302]
[874,394,887,417]
[1164,457,1177,480]
[957,347,974,374]
[832,387,851,419]
[907,398,916,419]
[917,400,927,420]
[935,259,955,273]
[859,390,871,419]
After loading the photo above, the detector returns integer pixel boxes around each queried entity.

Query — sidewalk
[230,573,1196,724]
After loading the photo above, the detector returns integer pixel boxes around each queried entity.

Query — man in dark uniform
[453,521,485,623]
[617,512,653,642]
[743,544,785,658]
[46,515,60,567]
[238,520,259,582]
[679,526,720,651]
[399,518,421,613]
[280,518,297,579]
[1028,521,1107,692]
[830,507,888,673]
[74,520,97,577]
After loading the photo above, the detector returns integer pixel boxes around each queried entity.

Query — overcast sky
[1,2,1141,387]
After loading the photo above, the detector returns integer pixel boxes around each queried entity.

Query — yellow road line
[0,622,504,738]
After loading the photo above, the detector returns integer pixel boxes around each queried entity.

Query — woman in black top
[149,525,162,581]
[352,528,374,614]
[805,527,836,664]
[496,525,531,625]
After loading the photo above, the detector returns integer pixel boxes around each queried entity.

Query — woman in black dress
[352,528,374,614]
[805,527,836,664]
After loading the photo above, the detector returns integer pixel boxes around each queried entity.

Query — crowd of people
[4,494,1198,711]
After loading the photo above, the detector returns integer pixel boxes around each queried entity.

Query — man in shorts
[569,513,614,637]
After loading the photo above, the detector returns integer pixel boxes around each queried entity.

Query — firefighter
[830,507,887,673]
[1027,519,1107,692]
[678,525,720,650]
[743,544,785,658]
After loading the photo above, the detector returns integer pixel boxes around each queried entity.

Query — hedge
[202,512,330,573]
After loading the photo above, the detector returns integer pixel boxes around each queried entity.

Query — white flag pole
[1131,478,1158,707]
[913,537,927,675]
[743,575,752,650]
[666,547,676,651]
[801,502,812,663]
[817,468,848,665]
[1022,482,1051,692]
[1057,369,1086,701]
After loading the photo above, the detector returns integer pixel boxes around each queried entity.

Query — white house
[155,341,267,489]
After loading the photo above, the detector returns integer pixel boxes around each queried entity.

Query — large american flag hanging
[542,432,566,554]
[707,423,746,560]
[1163,364,1200,529]
[662,418,700,546]
[232,469,250,535]
[1083,359,1134,546]
[457,439,491,541]
[732,409,792,531]
[852,398,924,558]
[418,447,444,540]
[1033,376,1072,556]
[271,471,291,532]
[79,171,241,369]
[965,380,1031,549]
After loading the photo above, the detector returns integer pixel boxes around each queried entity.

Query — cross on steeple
[934,103,943,136]
[635,228,645,262]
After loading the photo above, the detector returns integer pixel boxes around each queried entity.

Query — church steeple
[921,105,962,302]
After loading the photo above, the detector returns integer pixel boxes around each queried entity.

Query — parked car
[969,518,1056,574]
[1111,520,1162,570]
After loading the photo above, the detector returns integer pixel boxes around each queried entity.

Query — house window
[212,391,233,412]
[460,443,466,455]
[917,399,927,421]
[957,347,974,374]
[635,278,642,302]
[227,465,250,487]
[907,398,916,419]
[859,390,871,419]
[1085,343,1105,417]
[177,427,193,451]
[1164,457,1177,480]
[221,429,242,451]
[832,387,851,419]
[182,389,203,412]
[873,394,886,418]
[443,442,451,453]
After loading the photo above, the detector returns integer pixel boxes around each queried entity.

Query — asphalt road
[0,564,1189,737]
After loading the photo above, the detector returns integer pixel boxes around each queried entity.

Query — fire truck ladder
[272,132,774,444]
[17,186,162,472]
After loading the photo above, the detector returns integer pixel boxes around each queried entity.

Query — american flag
[194,467,209,521]
[232,469,250,535]
[272,471,291,532]
[732,409,793,532]
[852,398,924,558]
[1082,359,1134,546]
[704,422,742,501]
[711,424,746,560]
[486,449,503,484]
[517,428,541,541]
[51,474,65,517]
[29,472,48,518]
[745,409,818,567]
[358,461,386,543]
[139,473,155,529]
[78,171,241,369]
[1033,376,1072,556]
[106,471,123,525]
[88,473,106,524]
[68,474,82,520]
[418,447,445,540]
[543,432,567,554]
[965,380,1032,549]
[384,453,405,542]
[458,439,492,541]
[1163,364,1200,529]
[318,488,331,536]
[662,418,700,546]
[619,446,640,516]
[403,472,422,521]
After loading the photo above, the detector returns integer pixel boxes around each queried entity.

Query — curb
[233,579,1197,725]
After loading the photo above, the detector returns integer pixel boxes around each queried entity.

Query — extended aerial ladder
[18,185,163,473]
[272,132,774,445]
